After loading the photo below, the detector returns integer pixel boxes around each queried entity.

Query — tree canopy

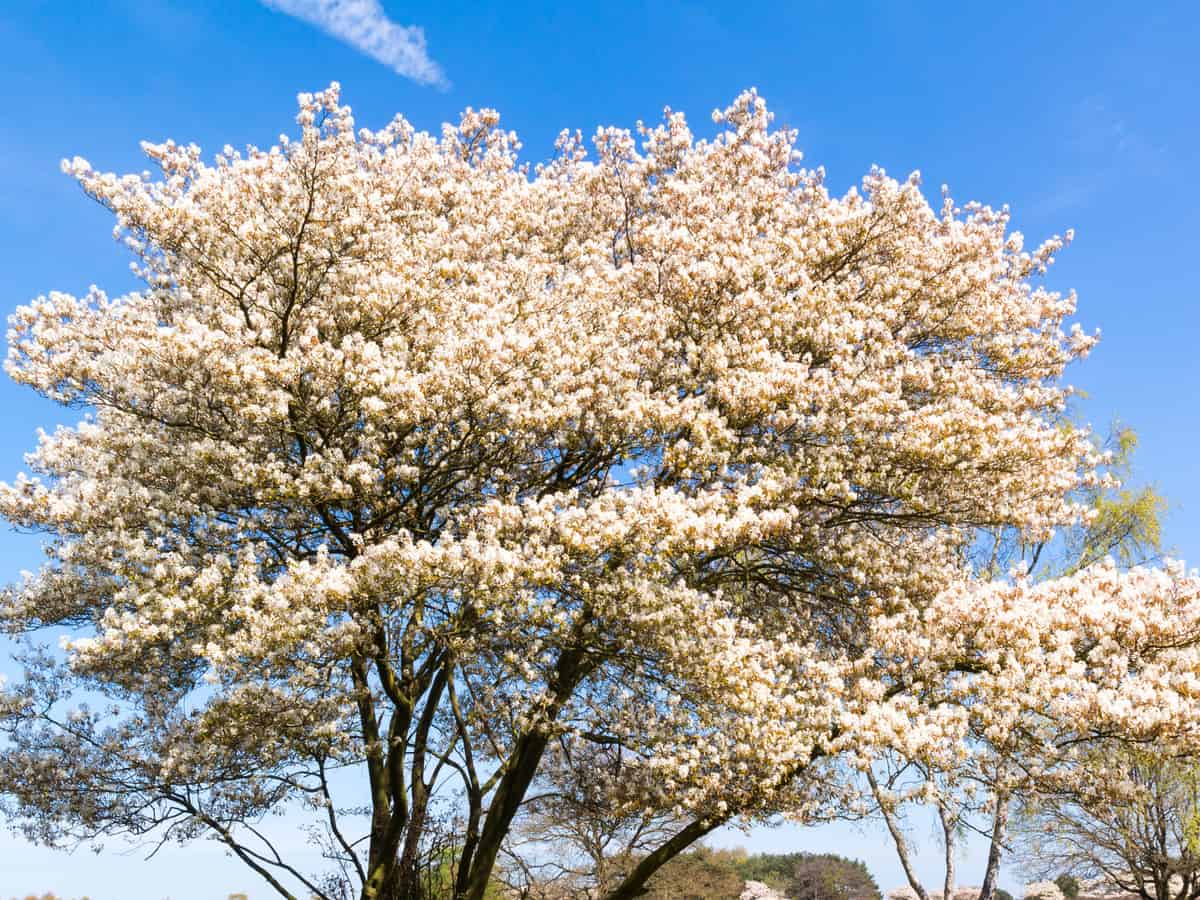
[2,85,1200,900]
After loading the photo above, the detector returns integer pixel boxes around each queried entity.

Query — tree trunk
[977,794,1009,900]
[460,646,591,900]
[939,802,957,900]
[868,769,930,900]
[601,818,723,900]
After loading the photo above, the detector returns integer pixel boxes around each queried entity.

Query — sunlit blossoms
[1,84,1198,900]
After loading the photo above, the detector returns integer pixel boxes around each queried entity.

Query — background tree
[498,739,682,898]
[1053,876,1080,900]
[1015,747,1200,900]
[1023,885,1064,900]
[2,85,1200,900]
[644,847,747,900]
[737,853,881,900]
[862,425,1168,900]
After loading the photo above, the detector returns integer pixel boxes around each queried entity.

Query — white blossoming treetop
[1,85,1198,900]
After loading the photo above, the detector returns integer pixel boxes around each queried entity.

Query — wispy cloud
[1071,97,1166,169]
[1035,97,1168,216]
[261,0,448,88]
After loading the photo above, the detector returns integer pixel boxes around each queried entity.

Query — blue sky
[1,1,1198,897]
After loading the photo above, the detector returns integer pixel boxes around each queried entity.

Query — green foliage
[995,891,1014,900]
[1184,766,1200,857]
[642,848,880,900]
[1062,425,1166,574]
[977,422,1167,582]
[736,853,881,900]
[419,843,504,900]
[1054,875,1080,899]
[645,846,747,899]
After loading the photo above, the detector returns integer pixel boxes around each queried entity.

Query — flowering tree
[2,85,1200,900]
[863,429,1169,900]
[1015,747,1200,900]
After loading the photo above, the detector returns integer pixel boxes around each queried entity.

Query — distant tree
[742,884,789,900]
[1053,876,1080,900]
[498,740,682,898]
[644,847,746,900]
[1015,747,1200,900]
[738,853,880,900]
[1023,884,1064,900]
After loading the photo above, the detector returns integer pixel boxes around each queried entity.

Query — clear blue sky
[1,1,1198,897]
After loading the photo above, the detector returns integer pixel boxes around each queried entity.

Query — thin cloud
[261,0,449,88]
[1036,97,1168,216]
[1077,97,1165,170]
